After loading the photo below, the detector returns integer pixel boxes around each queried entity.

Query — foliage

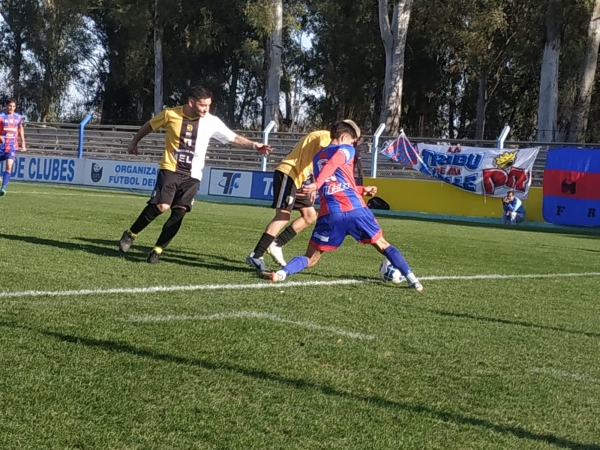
[1,0,599,140]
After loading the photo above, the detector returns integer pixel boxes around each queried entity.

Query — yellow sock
[152,246,163,254]
[128,229,138,238]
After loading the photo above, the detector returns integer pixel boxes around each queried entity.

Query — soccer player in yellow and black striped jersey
[119,85,271,263]
[247,120,361,271]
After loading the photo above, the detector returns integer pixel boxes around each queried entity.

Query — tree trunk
[448,77,456,139]
[475,68,487,140]
[228,57,240,127]
[567,0,600,142]
[153,0,164,115]
[264,0,283,128]
[537,0,563,143]
[378,0,414,136]
[11,35,23,100]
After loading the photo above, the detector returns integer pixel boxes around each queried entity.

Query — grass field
[1,182,599,450]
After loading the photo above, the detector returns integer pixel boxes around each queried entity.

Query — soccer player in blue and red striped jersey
[262,121,423,292]
[0,98,26,196]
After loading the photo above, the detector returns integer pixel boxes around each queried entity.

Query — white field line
[1,272,599,299]
[0,279,362,299]
[9,191,140,198]
[530,367,598,383]
[124,310,375,340]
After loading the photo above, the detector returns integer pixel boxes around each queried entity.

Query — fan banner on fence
[380,134,540,198]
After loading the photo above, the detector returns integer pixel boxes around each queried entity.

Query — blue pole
[78,114,93,159]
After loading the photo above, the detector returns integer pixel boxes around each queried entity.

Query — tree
[264,0,283,128]
[153,0,163,115]
[567,0,600,142]
[379,0,414,135]
[537,0,563,142]
[0,0,35,100]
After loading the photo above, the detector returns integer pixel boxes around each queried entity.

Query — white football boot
[267,242,287,266]
[406,273,424,292]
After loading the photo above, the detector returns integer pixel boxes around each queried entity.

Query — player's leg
[147,175,198,263]
[119,169,175,252]
[0,155,15,195]
[348,208,423,292]
[273,204,317,246]
[502,213,510,224]
[263,214,343,282]
[371,237,423,292]
[269,203,317,266]
[248,170,294,270]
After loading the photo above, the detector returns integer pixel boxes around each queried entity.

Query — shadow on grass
[0,233,129,259]
[0,233,256,273]
[415,308,600,339]
[1,321,597,450]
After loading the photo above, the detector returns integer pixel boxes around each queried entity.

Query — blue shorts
[309,208,383,251]
[0,151,16,162]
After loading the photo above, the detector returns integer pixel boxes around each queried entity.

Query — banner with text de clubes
[380,134,540,198]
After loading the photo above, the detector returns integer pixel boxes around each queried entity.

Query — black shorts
[148,169,200,211]
[271,170,314,212]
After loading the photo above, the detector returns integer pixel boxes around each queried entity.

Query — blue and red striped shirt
[0,112,24,153]
[313,143,367,216]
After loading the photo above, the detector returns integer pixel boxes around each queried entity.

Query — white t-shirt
[191,113,237,181]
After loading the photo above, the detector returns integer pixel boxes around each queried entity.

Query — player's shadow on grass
[415,307,600,339]
[0,233,127,259]
[75,237,256,273]
[1,320,596,450]
[75,238,378,279]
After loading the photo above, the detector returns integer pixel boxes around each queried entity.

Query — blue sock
[2,171,10,190]
[283,256,309,276]
[383,246,411,276]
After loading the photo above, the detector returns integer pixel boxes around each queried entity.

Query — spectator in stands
[119,85,271,263]
[0,98,26,196]
[247,120,361,271]
[502,190,526,225]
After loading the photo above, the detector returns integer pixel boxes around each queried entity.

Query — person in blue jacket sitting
[502,190,526,225]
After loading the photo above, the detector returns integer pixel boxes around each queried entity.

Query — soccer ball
[379,259,405,284]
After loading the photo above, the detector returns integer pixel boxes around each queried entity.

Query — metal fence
[24,122,600,187]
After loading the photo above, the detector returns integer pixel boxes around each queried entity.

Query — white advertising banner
[82,159,159,190]
[0,154,84,184]
[208,169,253,197]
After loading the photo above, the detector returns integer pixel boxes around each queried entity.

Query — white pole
[371,123,386,178]
[497,125,511,149]
[261,120,277,172]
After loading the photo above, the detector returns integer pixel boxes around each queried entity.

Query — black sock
[275,226,297,247]
[130,204,162,234]
[253,233,276,258]
[155,208,186,249]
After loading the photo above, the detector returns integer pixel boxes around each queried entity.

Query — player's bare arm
[128,122,153,155]
[19,124,26,151]
[232,135,272,156]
